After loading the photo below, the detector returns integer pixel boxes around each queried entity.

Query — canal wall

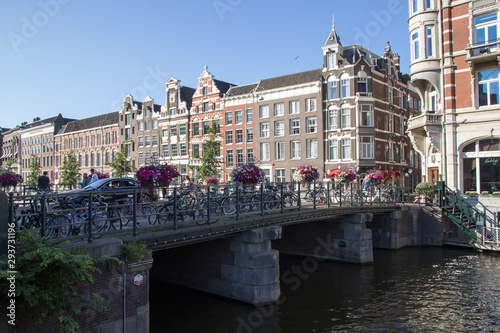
[273,213,374,264]
[151,226,282,304]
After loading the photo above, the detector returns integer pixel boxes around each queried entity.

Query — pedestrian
[322,173,332,188]
[89,168,98,184]
[183,176,193,186]
[81,173,89,188]
[37,171,51,194]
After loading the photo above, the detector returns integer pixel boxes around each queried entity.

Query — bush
[122,241,148,263]
[415,182,437,195]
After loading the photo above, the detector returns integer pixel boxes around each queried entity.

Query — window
[246,149,254,163]
[424,0,432,10]
[145,122,151,131]
[226,111,233,125]
[306,139,318,159]
[171,126,177,136]
[171,144,178,156]
[180,143,187,156]
[139,153,144,165]
[276,169,286,183]
[305,98,316,112]
[226,130,233,144]
[426,26,434,58]
[327,53,336,70]
[327,76,337,100]
[341,138,351,159]
[290,119,300,135]
[125,128,131,140]
[235,110,243,124]
[169,108,176,116]
[340,74,350,98]
[179,124,186,136]
[328,107,338,130]
[388,86,393,104]
[152,136,158,146]
[360,105,373,126]
[388,142,394,161]
[328,139,338,160]
[246,108,253,123]
[236,149,244,164]
[203,121,210,135]
[275,142,285,160]
[274,103,284,116]
[203,86,208,95]
[246,128,253,142]
[291,141,301,159]
[260,123,270,138]
[226,150,233,167]
[289,101,300,114]
[203,102,209,112]
[478,69,499,106]
[411,0,418,14]
[389,114,394,132]
[236,129,243,143]
[360,137,374,159]
[193,123,199,136]
[139,122,144,131]
[306,117,317,133]
[260,143,270,161]
[145,136,151,146]
[275,121,285,137]
[214,120,220,133]
[193,144,199,157]
[475,13,498,45]
[341,106,351,129]
[412,31,420,60]
[358,72,368,93]
[259,105,269,118]
[169,93,176,102]
[429,87,438,112]
[145,108,150,117]
[125,113,131,125]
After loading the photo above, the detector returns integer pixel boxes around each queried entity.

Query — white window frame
[259,105,269,118]
[328,139,338,160]
[306,139,318,159]
[341,138,351,159]
[306,117,317,133]
[260,143,270,161]
[327,76,338,100]
[412,31,420,60]
[289,101,300,115]
[260,123,270,138]
[328,107,338,130]
[291,141,301,160]
[360,136,374,159]
[275,142,285,160]
[360,104,373,127]
[290,119,300,135]
[340,74,350,98]
[274,103,284,116]
[305,98,316,112]
[426,26,434,58]
[275,121,285,137]
[341,106,351,129]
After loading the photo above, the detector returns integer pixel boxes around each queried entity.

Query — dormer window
[327,53,336,70]
[169,93,176,103]
[203,86,208,95]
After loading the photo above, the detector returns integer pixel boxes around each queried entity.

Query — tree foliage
[0,157,16,172]
[60,150,80,189]
[108,141,135,178]
[25,154,41,186]
[197,122,222,183]
[0,230,122,332]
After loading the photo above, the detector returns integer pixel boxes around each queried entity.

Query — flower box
[136,164,180,188]
[230,164,265,185]
[292,166,320,184]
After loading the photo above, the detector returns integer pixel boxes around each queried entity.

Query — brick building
[407,0,500,194]
[0,126,21,173]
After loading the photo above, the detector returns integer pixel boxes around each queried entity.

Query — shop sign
[484,158,499,165]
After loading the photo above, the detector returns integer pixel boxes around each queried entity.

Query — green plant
[415,182,437,196]
[25,154,41,186]
[60,150,80,189]
[481,191,490,195]
[197,123,222,184]
[121,241,148,263]
[108,140,135,177]
[0,230,121,332]
[465,191,478,195]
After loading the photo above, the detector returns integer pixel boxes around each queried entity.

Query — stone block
[266,226,282,240]
[241,266,279,285]
[231,281,280,304]
[234,250,279,269]
[346,213,373,224]
[207,278,231,297]
[240,228,265,243]
[231,239,271,253]
[221,264,242,282]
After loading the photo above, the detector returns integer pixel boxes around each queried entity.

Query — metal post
[173,187,178,229]
[8,193,14,232]
[207,186,211,224]
[313,180,317,209]
[327,181,331,208]
[132,189,137,235]
[236,184,240,220]
[339,183,342,207]
[88,192,93,242]
[280,183,284,213]
[40,193,46,238]
[260,183,264,216]
[297,182,301,211]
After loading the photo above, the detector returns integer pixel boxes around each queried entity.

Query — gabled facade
[158,78,195,181]
[407,0,500,195]
[188,66,234,181]
[54,112,119,183]
[1,127,21,173]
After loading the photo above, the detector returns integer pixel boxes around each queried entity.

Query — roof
[21,115,61,129]
[180,86,196,109]
[259,68,323,90]
[62,112,119,134]
[225,83,259,97]
[213,79,235,94]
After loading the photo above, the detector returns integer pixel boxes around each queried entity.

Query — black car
[60,178,139,205]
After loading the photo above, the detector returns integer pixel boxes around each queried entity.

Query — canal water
[150,247,500,332]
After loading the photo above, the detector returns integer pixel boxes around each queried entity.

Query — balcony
[355,92,374,102]
[407,112,442,132]
[465,40,500,65]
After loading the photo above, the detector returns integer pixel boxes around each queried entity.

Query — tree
[60,150,80,189]
[25,154,41,186]
[108,140,135,177]
[197,122,222,183]
[0,157,16,172]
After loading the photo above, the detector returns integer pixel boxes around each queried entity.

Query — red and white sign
[133,274,144,286]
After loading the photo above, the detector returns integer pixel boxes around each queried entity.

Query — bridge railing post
[260,183,264,216]
[132,189,137,236]
[40,192,46,239]
[173,187,178,228]
[88,192,93,242]
[235,184,240,220]
[280,183,284,213]
[339,183,342,207]
[327,181,331,208]
[207,185,211,224]
[297,182,301,211]
[313,180,317,209]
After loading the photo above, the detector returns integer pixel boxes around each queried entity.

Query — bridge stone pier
[273,213,374,264]
[152,226,282,304]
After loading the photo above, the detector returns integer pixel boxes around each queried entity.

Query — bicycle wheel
[282,193,298,208]
[136,204,157,226]
[51,214,72,238]
[91,207,108,233]
[221,196,236,215]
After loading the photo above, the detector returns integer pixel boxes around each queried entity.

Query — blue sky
[0,0,410,129]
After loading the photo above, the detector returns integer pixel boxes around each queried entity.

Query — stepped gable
[63,112,119,133]
[259,68,323,90]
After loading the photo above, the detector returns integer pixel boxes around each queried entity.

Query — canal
[150,246,500,332]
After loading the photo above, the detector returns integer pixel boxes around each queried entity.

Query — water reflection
[151,247,500,332]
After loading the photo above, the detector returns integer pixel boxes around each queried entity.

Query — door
[428,167,439,184]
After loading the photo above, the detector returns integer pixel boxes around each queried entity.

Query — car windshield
[83,179,110,190]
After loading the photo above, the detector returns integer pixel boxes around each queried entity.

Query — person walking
[37,171,51,194]
[89,169,98,184]
[81,173,89,188]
